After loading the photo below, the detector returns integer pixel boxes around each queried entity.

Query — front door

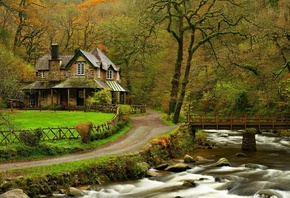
[77,89,84,106]
[29,93,38,107]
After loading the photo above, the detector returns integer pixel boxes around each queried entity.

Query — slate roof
[22,81,60,90]
[53,78,102,89]
[22,79,129,92]
[35,54,74,72]
[91,48,119,71]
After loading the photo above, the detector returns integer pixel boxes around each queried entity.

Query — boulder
[182,180,196,187]
[235,153,247,157]
[213,158,231,167]
[66,187,84,197]
[195,156,208,162]
[254,189,283,198]
[194,156,208,162]
[184,154,196,163]
[245,163,268,170]
[215,177,226,183]
[0,189,29,198]
[154,163,169,170]
[165,163,190,172]
[147,170,161,177]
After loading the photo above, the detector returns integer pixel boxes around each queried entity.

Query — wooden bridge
[187,113,290,130]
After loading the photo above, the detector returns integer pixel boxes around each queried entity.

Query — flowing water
[53,130,290,198]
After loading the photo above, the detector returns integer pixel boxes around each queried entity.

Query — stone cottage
[22,44,129,108]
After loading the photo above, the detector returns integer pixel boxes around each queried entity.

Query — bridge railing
[187,113,290,130]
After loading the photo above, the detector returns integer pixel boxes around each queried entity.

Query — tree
[98,0,166,104]
[150,0,248,123]
[0,44,35,102]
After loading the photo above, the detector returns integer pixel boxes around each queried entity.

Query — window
[77,62,85,75]
[78,90,84,98]
[106,70,113,80]
[41,71,45,78]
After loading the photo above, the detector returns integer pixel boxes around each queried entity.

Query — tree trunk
[169,44,183,114]
[173,34,195,124]
[169,17,184,114]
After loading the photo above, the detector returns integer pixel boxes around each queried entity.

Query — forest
[0,0,289,123]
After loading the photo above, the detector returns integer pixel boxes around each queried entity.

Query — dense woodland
[0,0,290,122]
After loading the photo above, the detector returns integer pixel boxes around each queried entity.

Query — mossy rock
[213,158,231,167]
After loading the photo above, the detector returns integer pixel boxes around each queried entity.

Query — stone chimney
[49,44,61,80]
[51,44,59,60]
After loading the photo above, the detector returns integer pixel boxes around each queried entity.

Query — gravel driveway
[0,111,176,171]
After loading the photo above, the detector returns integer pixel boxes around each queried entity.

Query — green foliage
[0,44,34,101]
[118,105,132,115]
[234,92,251,113]
[169,112,186,123]
[195,130,207,145]
[268,0,279,7]
[87,88,112,105]
[19,128,43,147]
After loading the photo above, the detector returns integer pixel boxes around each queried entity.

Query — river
[52,130,290,198]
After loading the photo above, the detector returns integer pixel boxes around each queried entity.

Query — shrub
[75,122,93,143]
[118,105,132,115]
[19,128,43,147]
[87,88,112,105]
[195,130,207,145]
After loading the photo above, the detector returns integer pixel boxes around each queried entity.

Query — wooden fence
[0,107,120,145]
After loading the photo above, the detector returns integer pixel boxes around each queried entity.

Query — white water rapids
[53,130,290,198]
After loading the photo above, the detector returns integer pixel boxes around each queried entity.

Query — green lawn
[2,110,115,130]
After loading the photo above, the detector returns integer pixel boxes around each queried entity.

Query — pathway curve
[0,111,176,171]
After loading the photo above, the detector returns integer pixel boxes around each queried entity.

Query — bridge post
[241,128,257,151]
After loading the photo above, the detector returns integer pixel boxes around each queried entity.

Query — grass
[1,110,115,130]
[4,121,132,178]
[0,110,175,179]
[5,155,114,179]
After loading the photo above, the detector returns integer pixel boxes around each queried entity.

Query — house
[22,44,129,109]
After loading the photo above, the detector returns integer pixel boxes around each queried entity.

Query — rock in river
[165,163,190,172]
[213,158,231,167]
[184,154,196,163]
[0,189,29,198]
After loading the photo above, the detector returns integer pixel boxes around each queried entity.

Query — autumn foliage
[75,122,93,143]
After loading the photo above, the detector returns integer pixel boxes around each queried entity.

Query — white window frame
[77,62,85,75]
[41,71,45,78]
[106,70,113,80]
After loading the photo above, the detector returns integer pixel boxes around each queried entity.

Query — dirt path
[0,111,176,171]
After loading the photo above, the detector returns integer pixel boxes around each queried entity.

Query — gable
[65,50,99,70]
[91,48,119,71]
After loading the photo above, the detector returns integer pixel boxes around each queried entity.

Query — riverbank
[72,129,290,198]
[0,124,198,197]
[0,111,201,197]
